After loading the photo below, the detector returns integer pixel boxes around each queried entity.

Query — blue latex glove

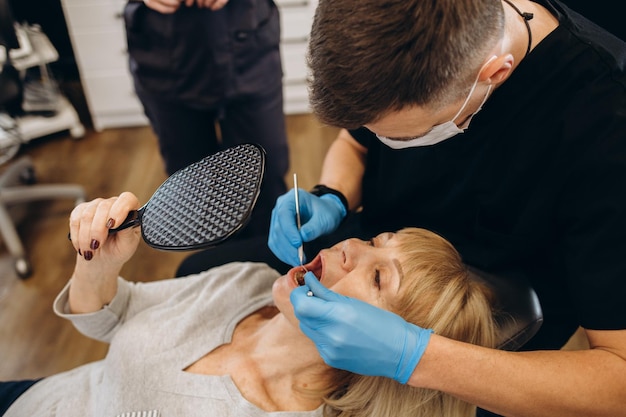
[268,189,347,266]
[291,272,433,384]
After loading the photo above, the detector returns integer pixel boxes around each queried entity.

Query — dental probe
[293,173,305,267]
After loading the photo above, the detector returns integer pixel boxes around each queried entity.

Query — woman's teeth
[294,269,306,286]
[293,256,322,286]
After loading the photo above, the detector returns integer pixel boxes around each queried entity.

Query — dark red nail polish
[78,248,82,256]
[90,239,100,250]
[106,218,115,229]
[84,251,93,261]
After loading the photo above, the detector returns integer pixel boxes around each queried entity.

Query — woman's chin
[272,275,296,310]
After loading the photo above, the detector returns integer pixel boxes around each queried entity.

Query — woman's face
[272,232,405,327]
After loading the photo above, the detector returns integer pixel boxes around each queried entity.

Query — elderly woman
[2,192,496,417]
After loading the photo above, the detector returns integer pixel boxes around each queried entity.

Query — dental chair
[467,266,543,351]
[0,0,86,278]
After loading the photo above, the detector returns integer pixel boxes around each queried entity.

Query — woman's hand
[68,192,142,314]
[143,0,229,14]
[143,0,182,14]
[69,192,142,268]
[191,0,229,10]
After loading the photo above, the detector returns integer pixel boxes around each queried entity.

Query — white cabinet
[61,0,147,131]
[61,0,316,131]
[278,0,316,114]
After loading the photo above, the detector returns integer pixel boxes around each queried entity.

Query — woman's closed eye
[367,238,382,289]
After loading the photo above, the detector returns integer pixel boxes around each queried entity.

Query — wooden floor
[0,114,338,380]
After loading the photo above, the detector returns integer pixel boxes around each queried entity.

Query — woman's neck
[240,309,334,410]
[187,306,334,412]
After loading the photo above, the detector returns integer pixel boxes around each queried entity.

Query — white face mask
[376,59,495,149]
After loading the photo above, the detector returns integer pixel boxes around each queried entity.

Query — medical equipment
[293,173,305,267]
[0,23,32,63]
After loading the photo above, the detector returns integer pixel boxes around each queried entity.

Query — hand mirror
[111,143,265,250]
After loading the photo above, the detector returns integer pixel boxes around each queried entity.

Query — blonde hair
[321,228,497,417]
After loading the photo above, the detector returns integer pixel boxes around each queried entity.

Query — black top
[123,0,282,109]
[349,0,626,349]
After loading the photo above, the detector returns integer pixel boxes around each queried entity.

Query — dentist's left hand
[291,272,433,384]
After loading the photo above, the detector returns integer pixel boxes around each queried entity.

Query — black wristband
[310,184,349,213]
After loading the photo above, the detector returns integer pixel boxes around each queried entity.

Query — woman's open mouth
[291,255,323,286]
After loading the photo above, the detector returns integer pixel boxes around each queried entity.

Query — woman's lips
[291,254,323,287]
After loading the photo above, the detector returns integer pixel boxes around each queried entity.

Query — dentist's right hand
[268,188,347,266]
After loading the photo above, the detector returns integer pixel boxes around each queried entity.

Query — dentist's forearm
[409,332,626,417]
[319,129,366,211]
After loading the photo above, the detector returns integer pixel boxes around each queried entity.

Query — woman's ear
[479,54,514,84]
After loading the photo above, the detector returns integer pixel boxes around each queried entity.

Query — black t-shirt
[348,0,626,349]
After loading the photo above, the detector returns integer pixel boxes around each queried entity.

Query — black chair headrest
[467,266,543,351]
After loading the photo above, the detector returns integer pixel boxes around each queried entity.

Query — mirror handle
[109,210,142,234]
[67,209,141,241]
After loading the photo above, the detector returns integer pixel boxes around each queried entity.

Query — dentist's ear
[479,54,514,84]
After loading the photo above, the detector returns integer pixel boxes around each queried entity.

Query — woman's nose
[340,238,367,270]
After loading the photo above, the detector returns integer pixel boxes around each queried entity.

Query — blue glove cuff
[394,327,434,384]
[320,194,348,219]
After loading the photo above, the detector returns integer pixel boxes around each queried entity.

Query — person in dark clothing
[124,0,288,238]
[262,0,626,416]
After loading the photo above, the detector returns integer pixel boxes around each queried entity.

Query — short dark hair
[307,0,505,128]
